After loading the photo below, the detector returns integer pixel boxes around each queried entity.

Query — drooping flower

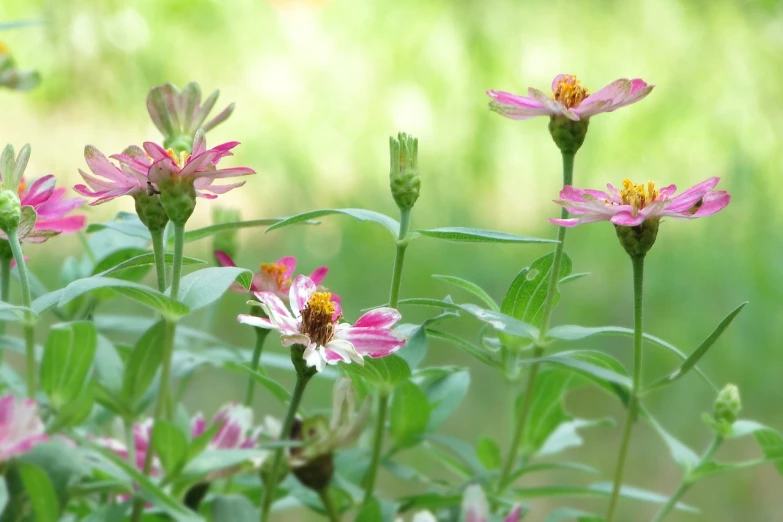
[550,177,730,228]
[75,145,149,205]
[238,275,405,372]
[0,394,48,462]
[215,250,333,300]
[488,74,654,122]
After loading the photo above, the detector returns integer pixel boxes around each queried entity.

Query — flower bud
[389,132,421,211]
[158,177,197,226]
[212,207,241,261]
[133,192,169,233]
[0,189,21,233]
[548,116,589,155]
[614,218,660,258]
[163,134,194,156]
[714,383,741,425]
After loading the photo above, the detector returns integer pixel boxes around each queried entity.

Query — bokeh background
[1,0,782,520]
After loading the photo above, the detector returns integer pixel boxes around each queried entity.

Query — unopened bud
[389,132,421,211]
[614,219,660,258]
[133,192,169,233]
[0,189,21,232]
[714,383,741,425]
[548,116,589,155]
[158,177,197,226]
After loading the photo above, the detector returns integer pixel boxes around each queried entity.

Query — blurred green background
[1,0,782,520]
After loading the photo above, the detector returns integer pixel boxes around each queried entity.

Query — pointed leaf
[432,274,498,311]
[39,321,97,407]
[86,212,152,240]
[122,320,168,411]
[182,219,307,244]
[152,420,189,477]
[520,351,632,391]
[341,355,411,391]
[16,463,59,522]
[426,329,499,368]
[415,227,556,244]
[94,252,205,278]
[60,277,189,320]
[459,303,540,340]
[501,252,572,330]
[266,208,400,238]
[476,437,502,470]
[172,267,251,311]
[210,495,259,521]
[644,411,699,470]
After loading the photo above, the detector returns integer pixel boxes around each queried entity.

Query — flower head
[488,74,654,122]
[238,275,405,372]
[75,145,149,205]
[215,251,333,299]
[0,394,47,462]
[550,177,730,228]
[17,175,87,240]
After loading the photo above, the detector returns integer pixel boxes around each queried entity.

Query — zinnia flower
[550,177,730,228]
[75,145,149,205]
[10,175,86,242]
[215,251,332,300]
[238,275,405,372]
[0,394,47,461]
[488,74,653,122]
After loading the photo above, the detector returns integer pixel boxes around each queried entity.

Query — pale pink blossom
[19,175,86,238]
[0,394,47,461]
[488,74,653,121]
[238,275,406,372]
[550,177,730,228]
[75,145,149,205]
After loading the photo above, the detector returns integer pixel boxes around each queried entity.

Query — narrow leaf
[94,252,205,278]
[415,227,556,244]
[266,208,400,238]
[182,219,306,244]
[60,277,189,320]
[39,321,97,407]
[17,463,59,522]
[432,275,498,311]
[501,252,572,329]
[152,420,189,477]
[122,320,167,411]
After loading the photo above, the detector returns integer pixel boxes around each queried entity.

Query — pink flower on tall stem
[143,131,255,199]
[6,176,86,242]
[238,275,406,372]
[215,250,334,300]
[488,74,654,121]
[550,177,730,228]
[75,145,149,205]
[0,394,47,461]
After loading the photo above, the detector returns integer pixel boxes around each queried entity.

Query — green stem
[360,207,411,507]
[0,256,10,337]
[8,229,35,398]
[496,151,574,493]
[606,254,645,522]
[261,375,311,521]
[244,326,271,406]
[318,488,341,522]
[651,436,722,522]
[150,228,168,293]
[170,223,185,299]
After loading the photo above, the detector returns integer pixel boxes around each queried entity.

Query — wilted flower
[215,251,333,300]
[238,275,405,372]
[147,82,235,153]
[75,145,149,205]
[488,74,653,122]
[0,42,40,91]
[0,394,47,462]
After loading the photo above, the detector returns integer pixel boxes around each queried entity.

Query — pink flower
[488,74,654,121]
[75,145,149,205]
[9,175,86,242]
[191,403,260,450]
[461,484,521,522]
[143,131,255,199]
[0,394,48,461]
[238,275,406,372]
[550,177,730,228]
[215,250,334,300]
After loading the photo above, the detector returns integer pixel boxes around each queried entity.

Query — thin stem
[606,254,645,522]
[360,207,411,507]
[0,256,10,337]
[260,375,311,521]
[244,326,271,406]
[170,222,185,299]
[651,436,722,522]
[8,229,35,398]
[496,151,574,493]
[318,488,341,522]
[362,390,389,505]
[149,228,168,293]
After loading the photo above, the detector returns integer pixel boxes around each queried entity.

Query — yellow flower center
[0,42,10,57]
[619,179,659,214]
[166,148,189,168]
[17,180,26,197]
[552,74,589,108]
[300,292,336,346]
[260,262,291,290]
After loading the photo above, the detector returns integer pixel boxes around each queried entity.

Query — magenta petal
[549,218,581,227]
[35,215,86,234]
[309,266,329,286]
[289,275,316,317]
[215,250,236,268]
[505,506,522,522]
[691,191,731,217]
[277,256,297,279]
[610,211,645,226]
[335,327,405,358]
[191,413,206,438]
[353,308,401,329]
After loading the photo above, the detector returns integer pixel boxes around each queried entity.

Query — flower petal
[335,327,406,358]
[289,275,316,319]
[353,307,401,329]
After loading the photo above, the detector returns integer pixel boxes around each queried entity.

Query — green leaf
[751,425,783,476]
[538,417,613,458]
[172,267,252,311]
[31,289,64,316]
[520,368,570,457]
[415,227,556,244]
[426,329,499,368]
[47,387,94,431]
[183,219,298,244]
[122,320,167,411]
[545,508,603,522]
[425,433,486,475]
[587,482,698,512]
[86,212,151,240]
[210,495,259,521]
[390,381,430,449]
[0,302,38,323]
[432,274,498,311]
[39,321,97,408]
[644,411,699,470]
[417,368,470,431]
[0,477,6,515]
[18,441,86,507]
[266,208,400,238]
[643,302,746,393]
[398,492,462,513]
[476,437,502,470]
[90,247,151,281]
[689,458,779,482]
[182,449,270,481]
[396,310,458,369]
[501,252,572,330]
[16,463,59,522]
[354,499,383,522]
[459,303,540,340]
[507,462,598,484]
[545,325,716,390]
[520,351,632,392]
[94,252,205,278]
[152,420,189,477]
[341,355,411,391]
[396,297,462,312]
[510,484,697,512]
[60,277,189,320]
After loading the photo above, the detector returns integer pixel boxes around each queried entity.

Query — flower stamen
[620,179,659,216]
[260,262,291,290]
[300,292,336,346]
[552,74,589,108]
[165,148,189,168]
